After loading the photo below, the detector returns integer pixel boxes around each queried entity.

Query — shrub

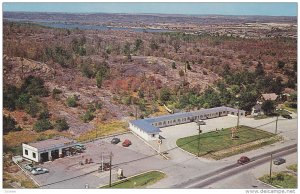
[81,110,94,123]
[38,109,50,120]
[16,93,30,109]
[25,97,40,118]
[55,118,69,131]
[33,119,53,132]
[66,96,77,107]
[52,88,62,100]
[87,104,96,113]
[3,115,22,134]
[95,101,102,109]
[3,84,20,111]
[172,62,177,69]
[277,60,285,69]
[21,75,49,97]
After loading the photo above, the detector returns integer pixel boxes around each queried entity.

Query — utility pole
[197,123,202,157]
[269,154,273,183]
[275,116,279,134]
[109,152,112,187]
[237,108,240,129]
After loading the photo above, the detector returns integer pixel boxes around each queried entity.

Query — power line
[38,117,296,187]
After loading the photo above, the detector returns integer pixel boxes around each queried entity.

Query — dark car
[74,143,86,150]
[111,137,121,144]
[237,156,250,165]
[273,158,286,165]
[282,114,292,119]
[122,139,132,147]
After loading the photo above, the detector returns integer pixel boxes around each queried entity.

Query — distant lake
[5,18,171,33]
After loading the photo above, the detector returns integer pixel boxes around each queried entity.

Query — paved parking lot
[27,114,297,189]
[33,132,167,189]
[149,115,297,159]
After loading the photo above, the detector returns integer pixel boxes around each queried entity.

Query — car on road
[237,156,250,165]
[31,167,49,175]
[282,114,292,119]
[111,137,121,144]
[273,158,286,165]
[23,163,34,171]
[122,139,132,147]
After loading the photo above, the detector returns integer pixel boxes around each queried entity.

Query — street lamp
[197,121,204,157]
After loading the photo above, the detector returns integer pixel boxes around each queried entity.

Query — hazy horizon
[3,2,298,17]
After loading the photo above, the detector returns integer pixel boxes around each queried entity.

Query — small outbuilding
[22,136,77,163]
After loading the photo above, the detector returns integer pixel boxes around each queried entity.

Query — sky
[2,2,298,16]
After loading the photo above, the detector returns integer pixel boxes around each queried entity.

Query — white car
[31,167,49,175]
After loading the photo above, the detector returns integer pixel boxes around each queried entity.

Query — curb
[98,169,166,188]
[257,179,277,189]
[14,161,40,187]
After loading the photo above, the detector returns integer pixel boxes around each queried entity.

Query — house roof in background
[262,93,278,101]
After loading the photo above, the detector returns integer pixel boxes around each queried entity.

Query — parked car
[23,163,34,171]
[74,143,86,150]
[196,120,206,125]
[273,158,286,165]
[122,139,132,147]
[237,156,250,165]
[111,137,121,144]
[282,114,292,119]
[31,167,49,175]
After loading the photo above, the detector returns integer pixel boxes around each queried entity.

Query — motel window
[32,153,36,158]
[163,121,166,125]
[223,111,226,114]
[152,134,155,138]
[173,120,176,123]
[167,121,169,124]
[159,122,162,125]
[231,112,234,115]
[25,149,28,155]
[200,115,203,118]
[178,119,181,122]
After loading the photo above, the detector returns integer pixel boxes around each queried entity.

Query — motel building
[129,106,245,141]
[22,137,77,163]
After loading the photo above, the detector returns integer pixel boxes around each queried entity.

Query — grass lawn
[101,171,166,188]
[259,172,297,188]
[77,121,129,142]
[254,115,269,120]
[275,109,291,116]
[176,125,277,159]
[282,102,297,113]
[287,164,297,173]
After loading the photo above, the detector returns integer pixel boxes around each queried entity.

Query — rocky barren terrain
[3,12,297,138]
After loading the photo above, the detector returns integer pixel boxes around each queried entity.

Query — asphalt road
[173,144,297,188]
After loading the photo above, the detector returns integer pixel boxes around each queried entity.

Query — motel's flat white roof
[130,106,244,134]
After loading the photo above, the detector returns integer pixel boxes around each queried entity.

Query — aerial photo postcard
[1,1,298,192]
